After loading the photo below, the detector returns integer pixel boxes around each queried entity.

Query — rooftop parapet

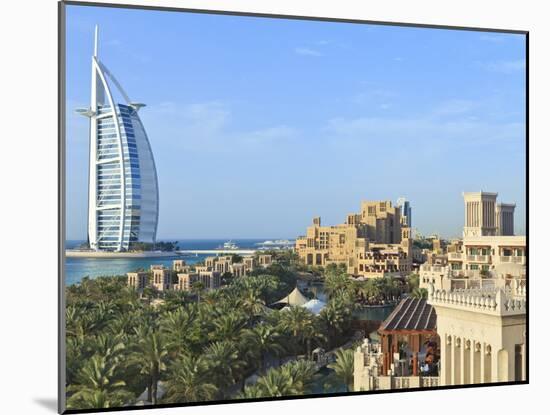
[428,284,526,316]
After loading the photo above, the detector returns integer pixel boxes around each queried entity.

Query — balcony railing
[465,255,490,263]
[420,377,440,388]
[448,252,463,260]
[500,256,525,264]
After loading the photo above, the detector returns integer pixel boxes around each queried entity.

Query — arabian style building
[428,283,526,385]
[354,190,527,391]
[420,191,525,292]
[295,200,412,278]
[354,298,440,391]
[128,254,265,293]
[77,26,159,251]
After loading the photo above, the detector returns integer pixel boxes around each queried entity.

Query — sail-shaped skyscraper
[77,26,159,251]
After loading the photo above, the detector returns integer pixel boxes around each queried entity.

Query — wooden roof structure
[379,297,436,334]
[378,297,438,376]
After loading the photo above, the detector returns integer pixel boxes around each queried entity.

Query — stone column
[439,333,446,386]
[522,343,526,381]
[491,346,500,383]
[470,339,480,384]
[462,338,470,385]
[480,342,486,383]
[449,335,455,385]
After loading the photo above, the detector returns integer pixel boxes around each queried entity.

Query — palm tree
[327,348,355,392]
[324,273,353,299]
[318,302,346,349]
[204,341,245,395]
[256,367,298,397]
[191,281,205,303]
[67,355,131,409]
[282,360,317,394]
[243,324,285,373]
[280,306,323,358]
[129,330,168,404]
[237,384,265,399]
[163,355,218,403]
[209,312,247,343]
[67,389,132,410]
[239,290,267,316]
[160,308,197,357]
[83,333,126,364]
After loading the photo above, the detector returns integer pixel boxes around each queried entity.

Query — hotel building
[354,190,526,390]
[396,197,412,227]
[77,26,159,251]
[420,192,525,291]
[295,200,412,278]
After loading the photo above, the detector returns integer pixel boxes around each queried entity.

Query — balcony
[465,254,490,263]
[448,252,463,260]
[499,256,525,265]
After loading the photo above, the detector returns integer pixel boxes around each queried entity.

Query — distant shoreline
[65,250,182,259]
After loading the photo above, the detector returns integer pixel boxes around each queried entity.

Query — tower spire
[94,25,99,58]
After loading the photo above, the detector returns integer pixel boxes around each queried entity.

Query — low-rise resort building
[126,253,274,293]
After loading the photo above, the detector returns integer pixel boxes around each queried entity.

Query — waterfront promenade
[66,248,257,258]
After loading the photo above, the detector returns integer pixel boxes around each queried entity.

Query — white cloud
[142,101,298,153]
[294,47,322,57]
[324,114,524,145]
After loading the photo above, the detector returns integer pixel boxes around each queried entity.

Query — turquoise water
[64,239,268,286]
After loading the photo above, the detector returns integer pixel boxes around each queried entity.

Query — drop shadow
[34,398,57,413]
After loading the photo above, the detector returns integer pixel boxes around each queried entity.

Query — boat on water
[217,240,239,250]
[256,239,295,250]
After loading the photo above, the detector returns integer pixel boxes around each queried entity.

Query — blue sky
[65,5,526,240]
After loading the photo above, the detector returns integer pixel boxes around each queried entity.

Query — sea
[64,239,275,286]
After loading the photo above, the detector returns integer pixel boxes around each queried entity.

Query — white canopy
[273,286,310,306]
[303,298,327,315]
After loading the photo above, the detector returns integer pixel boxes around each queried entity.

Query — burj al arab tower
[77,26,159,251]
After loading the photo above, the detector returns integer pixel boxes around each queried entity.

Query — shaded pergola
[378,297,438,376]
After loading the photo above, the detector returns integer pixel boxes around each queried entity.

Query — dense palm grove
[65,254,420,409]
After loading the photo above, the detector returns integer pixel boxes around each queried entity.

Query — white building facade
[77,26,159,251]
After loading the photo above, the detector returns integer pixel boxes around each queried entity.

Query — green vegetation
[65,262,359,410]
[238,360,318,398]
[323,268,404,306]
[326,348,355,392]
[128,241,179,252]
[412,238,433,250]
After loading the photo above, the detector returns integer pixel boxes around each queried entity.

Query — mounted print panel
[59,1,528,413]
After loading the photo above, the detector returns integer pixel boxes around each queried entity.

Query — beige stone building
[428,283,526,385]
[295,200,411,278]
[172,259,189,273]
[176,272,199,291]
[127,271,148,290]
[463,191,516,237]
[258,254,273,267]
[420,192,525,291]
[151,266,172,291]
[201,255,258,278]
